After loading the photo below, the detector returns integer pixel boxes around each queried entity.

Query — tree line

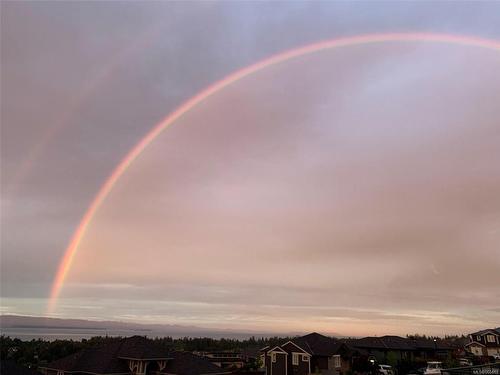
[0,335,292,369]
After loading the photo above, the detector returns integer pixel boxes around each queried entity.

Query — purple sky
[1,2,500,336]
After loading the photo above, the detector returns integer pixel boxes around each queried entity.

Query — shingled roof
[470,329,500,337]
[41,336,172,374]
[40,336,228,375]
[41,339,131,374]
[292,332,341,356]
[410,338,453,350]
[353,336,453,351]
[353,336,415,350]
[165,351,230,375]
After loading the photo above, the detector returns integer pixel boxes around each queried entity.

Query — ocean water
[0,327,156,341]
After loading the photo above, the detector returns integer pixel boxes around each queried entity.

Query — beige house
[465,329,500,357]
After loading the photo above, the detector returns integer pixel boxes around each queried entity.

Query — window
[487,335,496,343]
[272,353,276,363]
[333,355,341,368]
[302,355,309,362]
[293,353,299,365]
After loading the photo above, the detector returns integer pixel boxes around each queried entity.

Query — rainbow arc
[47,32,500,313]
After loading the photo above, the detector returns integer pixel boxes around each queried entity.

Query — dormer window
[293,353,299,365]
[272,353,276,363]
[487,335,496,343]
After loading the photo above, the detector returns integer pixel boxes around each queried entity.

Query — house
[350,336,456,374]
[351,336,416,365]
[38,336,231,375]
[261,332,366,375]
[261,345,289,375]
[465,329,500,357]
[410,338,454,360]
[438,337,470,360]
[280,340,312,375]
[292,332,367,375]
[200,352,245,369]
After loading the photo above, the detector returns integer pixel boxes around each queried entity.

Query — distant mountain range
[0,314,309,340]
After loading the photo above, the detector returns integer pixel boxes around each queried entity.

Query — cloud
[2,1,500,335]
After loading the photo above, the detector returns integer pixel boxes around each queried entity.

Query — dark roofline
[117,356,173,360]
[281,341,312,355]
[465,342,485,347]
[268,346,288,354]
[470,329,499,336]
[38,369,130,375]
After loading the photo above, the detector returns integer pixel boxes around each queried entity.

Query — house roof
[352,337,390,350]
[268,346,288,354]
[291,332,340,356]
[465,341,485,347]
[41,336,172,374]
[281,341,312,355]
[353,336,454,351]
[0,361,43,375]
[40,339,130,374]
[439,337,469,349]
[353,336,414,351]
[410,338,453,351]
[470,329,500,337]
[165,351,230,375]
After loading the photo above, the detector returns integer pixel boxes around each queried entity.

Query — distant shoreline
[0,315,295,341]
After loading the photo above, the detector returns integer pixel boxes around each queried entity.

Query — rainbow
[47,32,500,312]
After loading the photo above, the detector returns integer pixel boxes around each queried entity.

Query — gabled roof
[353,336,414,351]
[0,361,43,375]
[281,341,312,355]
[268,346,288,354]
[165,351,230,375]
[41,336,171,374]
[465,341,485,347]
[40,338,226,375]
[41,340,130,374]
[470,329,500,337]
[292,332,340,356]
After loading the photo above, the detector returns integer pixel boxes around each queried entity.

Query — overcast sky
[1,1,500,337]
